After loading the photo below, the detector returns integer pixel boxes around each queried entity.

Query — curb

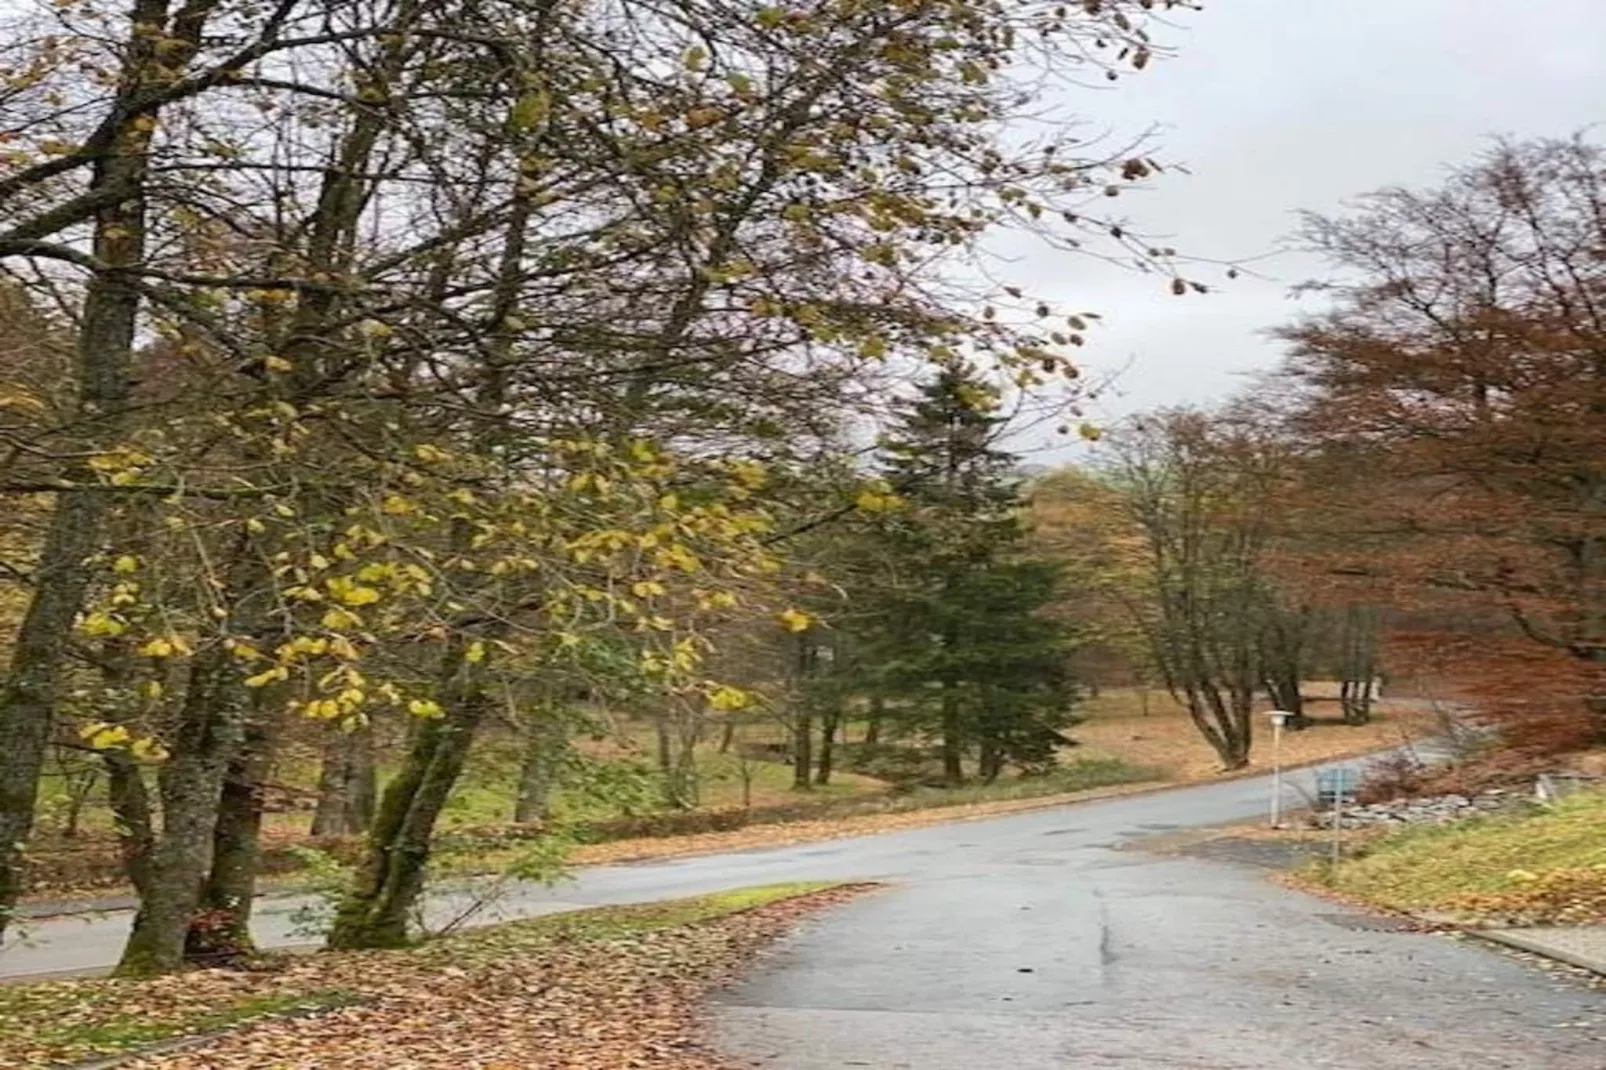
[1468,929,1606,978]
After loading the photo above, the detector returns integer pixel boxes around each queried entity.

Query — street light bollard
[1268,710,1293,829]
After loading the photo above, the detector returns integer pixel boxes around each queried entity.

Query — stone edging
[1469,929,1606,978]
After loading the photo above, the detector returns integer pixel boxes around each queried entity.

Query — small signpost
[1315,766,1360,866]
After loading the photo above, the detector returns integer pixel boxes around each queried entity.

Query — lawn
[1310,790,1606,925]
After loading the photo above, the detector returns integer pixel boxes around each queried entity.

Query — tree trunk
[791,631,816,790]
[0,0,219,943]
[311,724,377,837]
[514,702,567,824]
[792,708,813,791]
[978,735,1002,783]
[814,705,840,786]
[1185,683,1251,771]
[940,680,964,785]
[104,752,155,897]
[327,639,489,950]
[184,701,279,964]
[718,719,736,754]
[864,695,883,744]
[653,710,696,809]
[114,642,252,977]
[1339,604,1378,725]
[1263,672,1305,725]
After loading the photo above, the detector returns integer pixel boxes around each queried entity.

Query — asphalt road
[5,750,1604,1068]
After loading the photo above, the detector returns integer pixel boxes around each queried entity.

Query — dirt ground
[1072,686,1436,781]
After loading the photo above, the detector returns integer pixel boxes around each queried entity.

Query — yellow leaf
[408,698,444,718]
[321,607,361,630]
[777,607,812,632]
[130,737,169,761]
[112,555,140,574]
[339,585,381,607]
[244,666,287,688]
[414,443,450,463]
[81,723,132,749]
[263,355,294,373]
[708,685,752,711]
[465,640,487,664]
[137,637,174,658]
[78,612,126,638]
[854,488,903,513]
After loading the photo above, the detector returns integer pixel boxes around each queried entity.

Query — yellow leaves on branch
[77,611,126,638]
[854,485,904,513]
[326,574,381,606]
[320,606,362,630]
[777,607,813,632]
[80,722,130,749]
[707,684,753,711]
[87,446,152,485]
[78,722,169,761]
[136,635,192,658]
[244,665,289,688]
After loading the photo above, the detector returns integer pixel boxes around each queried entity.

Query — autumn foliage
[1270,135,1606,765]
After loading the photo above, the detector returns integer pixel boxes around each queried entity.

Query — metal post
[1331,781,1345,869]
[1268,711,1289,828]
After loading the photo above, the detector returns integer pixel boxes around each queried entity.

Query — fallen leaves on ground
[0,883,873,1070]
[1072,691,1436,783]
[1440,865,1606,926]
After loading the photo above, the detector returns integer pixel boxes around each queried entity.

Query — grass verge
[1300,790,1606,926]
[0,882,860,1070]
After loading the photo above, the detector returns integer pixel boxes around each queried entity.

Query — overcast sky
[1002,0,1606,460]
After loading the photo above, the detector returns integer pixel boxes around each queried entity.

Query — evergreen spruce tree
[869,365,1080,784]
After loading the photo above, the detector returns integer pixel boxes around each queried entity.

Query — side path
[3,745,1434,981]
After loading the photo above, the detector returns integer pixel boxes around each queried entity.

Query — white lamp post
[1268,710,1292,828]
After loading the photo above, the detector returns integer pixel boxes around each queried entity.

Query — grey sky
[1007,0,1606,456]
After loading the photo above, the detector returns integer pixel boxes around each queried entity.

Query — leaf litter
[1,882,874,1070]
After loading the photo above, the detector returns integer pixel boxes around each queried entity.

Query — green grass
[1313,790,1606,910]
[874,756,1152,811]
[424,756,1154,878]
